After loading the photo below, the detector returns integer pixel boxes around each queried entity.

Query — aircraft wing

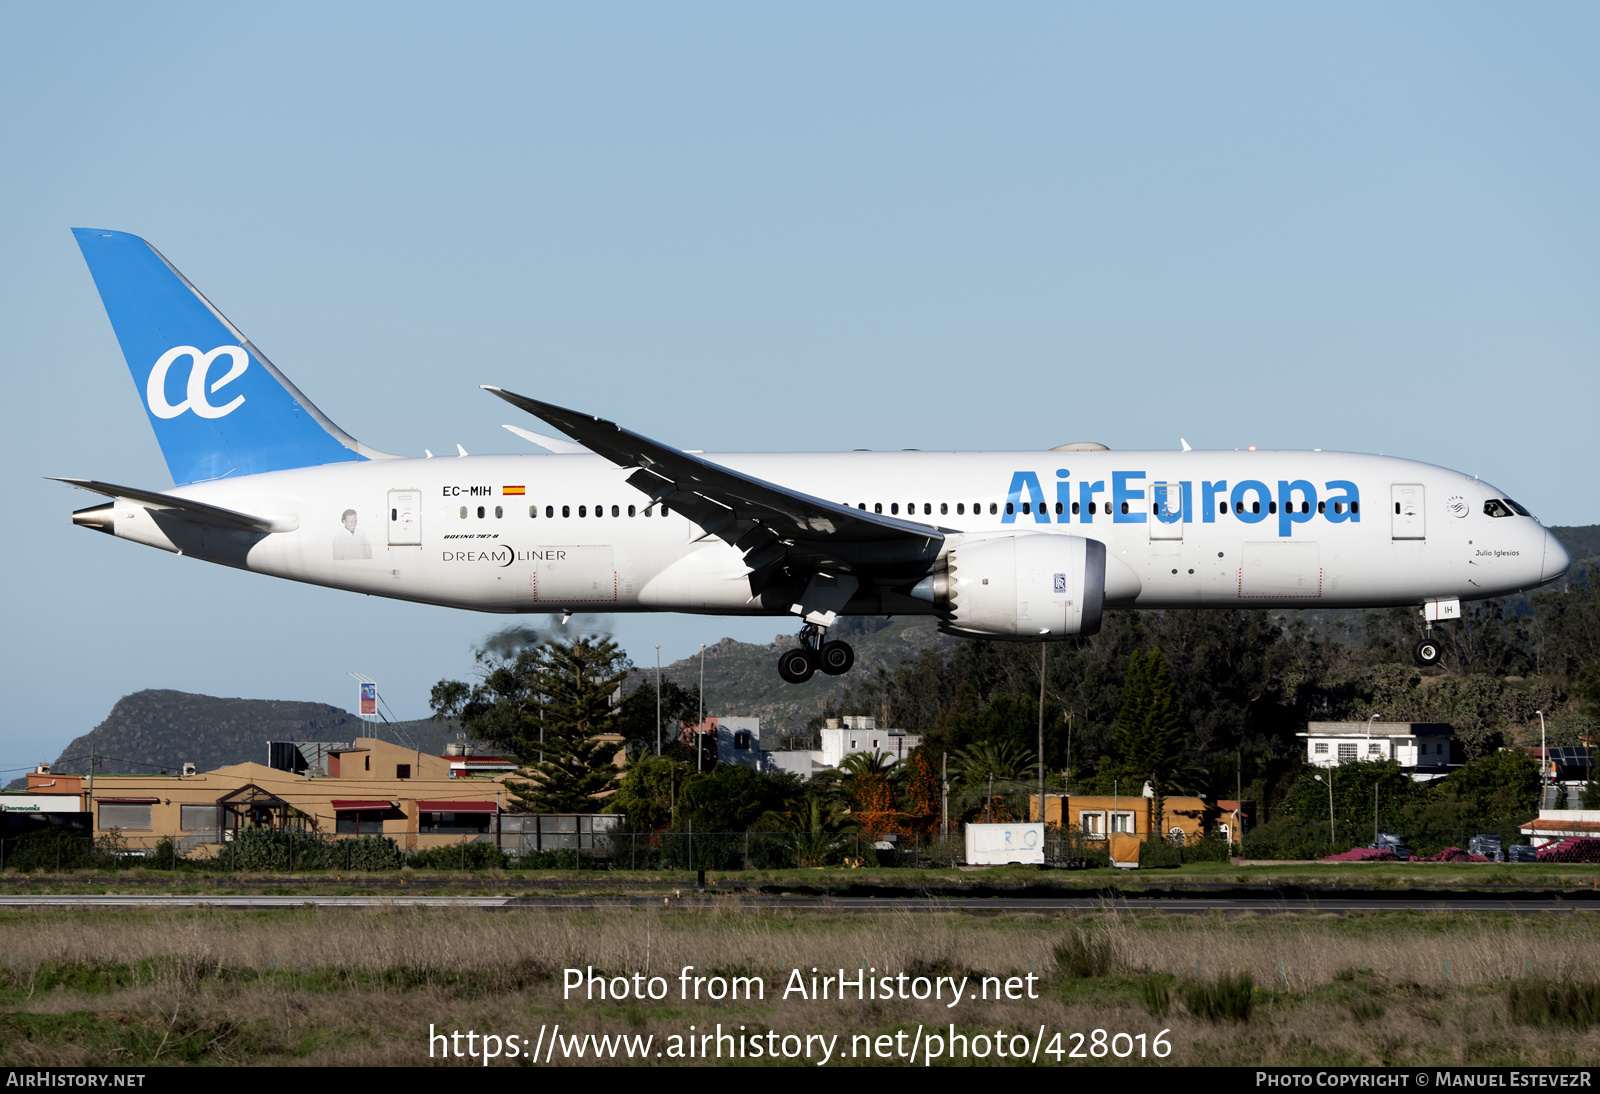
[50,478,299,534]
[483,387,943,596]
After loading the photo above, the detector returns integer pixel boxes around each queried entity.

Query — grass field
[3,860,1600,895]
[1,905,1598,1066]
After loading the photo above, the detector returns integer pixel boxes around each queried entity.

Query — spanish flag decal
[502,485,526,496]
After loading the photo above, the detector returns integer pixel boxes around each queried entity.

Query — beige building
[33,738,518,853]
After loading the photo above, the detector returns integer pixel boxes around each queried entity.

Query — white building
[764,716,923,780]
[1518,810,1600,848]
[1297,721,1457,781]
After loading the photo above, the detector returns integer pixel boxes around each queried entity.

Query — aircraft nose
[1541,528,1571,585]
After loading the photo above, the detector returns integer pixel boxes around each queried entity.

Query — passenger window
[1021,502,1030,515]
[1351,502,1359,514]
[989,503,998,515]
[1055,502,1063,515]
[1120,502,1129,514]
[1251,502,1260,514]
[529,505,537,518]
[1269,502,1277,515]
[594,503,602,518]
[891,503,899,515]
[628,505,636,517]
[477,506,485,518]
[459,506,467,519]
[940,502,948,515]
[1089,502,1097,515]
[1072,502,1080,515]
[612,504,620,517]
[579,505,587,517]
[924,503,932,515]
[662,505,671,516]
[874,503,882,514]
[956,503,965,515]
[494,506,503,519]
[1302,501,1310,514]
[1484,499,1514,518]
[1006,503,1015,515]
[1318,501,1325,514]
[1333,502,1343,515]
[546,505,555,518]
[1220,502,1227,515]
[562,505,571,518]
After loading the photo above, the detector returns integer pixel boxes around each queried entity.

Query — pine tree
[1112,649,1188,837]
[432,633,628,814]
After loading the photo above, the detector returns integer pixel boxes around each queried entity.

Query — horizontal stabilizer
[49,478,299,533]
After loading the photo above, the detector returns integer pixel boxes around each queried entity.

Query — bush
[1182,970,1255,1022]
[1181,832,1232,864]
[1138,838,1183,869]
[408,841,509,871]
[1052,928,1115,979]
[1507,980,1600,1029]
[213,828,404,871]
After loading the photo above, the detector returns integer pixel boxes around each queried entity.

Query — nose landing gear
[776,623,856,683]
[1413,635,1443,667]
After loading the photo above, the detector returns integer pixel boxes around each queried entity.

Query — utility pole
[1374,782,1380,847]
[1038,644,1047,830]
[1065,712,1073,792]
[698,644,706,774]
[654,644,662,756]
[941,752,949,839]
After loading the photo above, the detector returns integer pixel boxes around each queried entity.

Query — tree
[431,633,628,813]
[1112,649,1189,834]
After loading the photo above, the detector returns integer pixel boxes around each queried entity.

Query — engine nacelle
[913,534,1136,640]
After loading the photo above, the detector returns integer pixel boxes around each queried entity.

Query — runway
[0,892,1592,913]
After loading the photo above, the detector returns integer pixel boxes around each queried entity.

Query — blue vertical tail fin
[72,228,395,484]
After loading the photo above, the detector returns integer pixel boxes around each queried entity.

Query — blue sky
[2,4,1596,768]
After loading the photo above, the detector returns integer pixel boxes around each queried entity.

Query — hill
[629,616,955,735]
[15,690,457,788]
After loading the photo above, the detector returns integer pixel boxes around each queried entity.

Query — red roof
[330,799,395,811]
[416,800,499,814]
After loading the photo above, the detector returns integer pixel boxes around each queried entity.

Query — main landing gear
[777,623,855,684]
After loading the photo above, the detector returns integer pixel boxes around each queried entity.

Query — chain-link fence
[0,825,1129,873]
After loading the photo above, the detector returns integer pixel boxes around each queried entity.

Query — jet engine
[910,534,1139,639]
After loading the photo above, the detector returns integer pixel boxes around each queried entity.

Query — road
[0,893,1592,913]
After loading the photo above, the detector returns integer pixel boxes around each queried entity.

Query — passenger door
[1149,481,1186,541]
[1391,484,1425,540]
[387,490,422,546]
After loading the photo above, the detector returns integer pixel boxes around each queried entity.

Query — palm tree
[757,789,854,867]
[949,740,1038,822]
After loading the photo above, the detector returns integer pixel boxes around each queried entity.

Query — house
[43,737,518,855]
[1029,790,1249,867]
[679,716,765,770]
[766,716,924,779]
[1298,721,1458,781]
[1518,810,1600,848]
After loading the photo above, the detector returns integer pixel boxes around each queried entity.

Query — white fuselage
[101,449,1567,617]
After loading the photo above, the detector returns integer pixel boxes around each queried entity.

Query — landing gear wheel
[777,647,817,684]
[818,640,855,676]
[1413,638,1442,667]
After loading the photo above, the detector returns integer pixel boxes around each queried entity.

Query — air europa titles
[442,547,568,567]
[1002,470,1362,538]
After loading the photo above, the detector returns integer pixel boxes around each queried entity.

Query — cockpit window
[1504,498,1531,517]
[1483,499,1514,518]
